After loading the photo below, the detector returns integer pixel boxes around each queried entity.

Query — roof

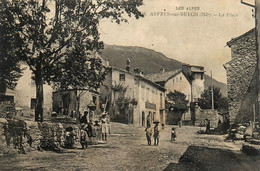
[135,75,166,92]
[144,69,182,83]
[111,67,166,91]
[227,28,255,47]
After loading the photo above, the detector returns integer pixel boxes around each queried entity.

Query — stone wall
[0,101,15,118]
[225,29,257,123]
[195,108,219,128]
[0,119,81,156]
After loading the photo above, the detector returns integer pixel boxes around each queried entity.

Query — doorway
[142,112,145,127]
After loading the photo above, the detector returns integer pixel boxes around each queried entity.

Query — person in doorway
[154,122,160,146]
[145,125,152,145]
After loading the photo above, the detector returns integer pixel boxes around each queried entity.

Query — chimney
[160,68,165,73]
[134,67,143,76]
[126,58,131,72]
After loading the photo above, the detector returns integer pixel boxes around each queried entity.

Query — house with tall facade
[145,65,205,124]
[224,28,258,123]
[100,61,166,127]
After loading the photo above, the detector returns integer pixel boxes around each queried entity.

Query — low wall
[195,108,220,128]
[0,118,81,156]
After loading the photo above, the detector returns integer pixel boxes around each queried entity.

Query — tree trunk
[35,63,44,122]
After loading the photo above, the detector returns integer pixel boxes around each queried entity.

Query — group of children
[145,124,177,146]
[67,111,109,149]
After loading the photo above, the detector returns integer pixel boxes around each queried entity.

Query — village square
[0,0,260,170]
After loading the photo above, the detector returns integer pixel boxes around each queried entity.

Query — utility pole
[211,70,214,110]
[256,0,260,125]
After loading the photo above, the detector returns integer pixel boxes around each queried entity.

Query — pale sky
[99,0,255,83]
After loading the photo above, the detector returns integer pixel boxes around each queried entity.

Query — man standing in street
[145,125,152,145]
[154,122,160,146]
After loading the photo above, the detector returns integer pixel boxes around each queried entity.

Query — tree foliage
[166,90,189,114]
[2,0,144,121]
[199,86,228,112]
[0,1,23,93]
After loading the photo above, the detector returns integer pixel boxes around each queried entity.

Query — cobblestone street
[0,123,259,170]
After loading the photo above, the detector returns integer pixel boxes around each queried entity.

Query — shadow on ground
[163,146,260,171]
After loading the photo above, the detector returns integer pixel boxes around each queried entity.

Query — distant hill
[100,44,227,97]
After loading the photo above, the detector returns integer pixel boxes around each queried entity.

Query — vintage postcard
[0,0,259,170]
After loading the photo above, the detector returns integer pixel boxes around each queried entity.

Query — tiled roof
[144,69,182,83]
[111,67,166,91]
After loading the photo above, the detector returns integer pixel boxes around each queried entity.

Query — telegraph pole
[256,0,260,124]
[211,70,214,110]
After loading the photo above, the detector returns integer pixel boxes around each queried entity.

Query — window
[31,98,37,109]
[141,86,145,100]
[146,88,150,101]
[180,77,182,81]
[201,74,203,80]
[172,79,174,83]
[119,74,125,81]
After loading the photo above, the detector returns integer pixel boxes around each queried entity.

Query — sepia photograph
[0,0,259,170]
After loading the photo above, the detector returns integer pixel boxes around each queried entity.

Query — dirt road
[0,123,259,170]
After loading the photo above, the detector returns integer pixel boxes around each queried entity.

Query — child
[80,127,88,149]
[80,124,88,149]
[145,125,152,145]
[171,127,176,141]
[101,119,108,141]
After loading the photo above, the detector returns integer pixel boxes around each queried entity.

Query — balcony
[145,101,156,110]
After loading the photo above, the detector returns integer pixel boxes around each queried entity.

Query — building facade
[224,28,258,123]
[100,67,166,127]
[0,62,53,115]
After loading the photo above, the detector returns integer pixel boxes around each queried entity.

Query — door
[142,112,145,127]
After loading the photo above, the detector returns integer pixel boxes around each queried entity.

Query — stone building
[224,28,258,123]
[145,65,204,124]
[52,89,100,119]
[100,66,166,127]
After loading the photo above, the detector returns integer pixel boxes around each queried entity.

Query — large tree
[199,86,228,112]
[2,0,143,121]
[166,91,189,113]
[166,91,189,124]
[0,2,23,93]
